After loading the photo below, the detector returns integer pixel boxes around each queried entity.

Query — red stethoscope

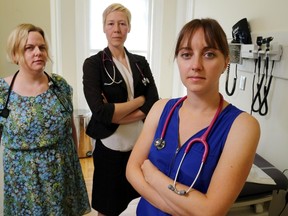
[154,94,224,195]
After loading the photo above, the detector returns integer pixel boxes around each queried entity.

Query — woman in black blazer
[82,3,159,216]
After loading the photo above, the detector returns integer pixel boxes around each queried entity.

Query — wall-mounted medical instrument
[251,36,265,114]
[154,94,223,196]
[231,18,252,44]
[228,26,283,116]
[251,36,275,116]
[226,45,240,96]
[226,18,252,96]
[102,50,150,86]
[239,36,281,116]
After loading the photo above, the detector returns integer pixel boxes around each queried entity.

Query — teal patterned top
[0,73,91,215]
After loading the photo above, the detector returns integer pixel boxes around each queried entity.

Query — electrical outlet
[239,75,246,90]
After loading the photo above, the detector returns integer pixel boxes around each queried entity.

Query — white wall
[0,0,51,78]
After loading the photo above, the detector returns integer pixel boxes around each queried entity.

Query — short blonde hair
[102,3,131,29]
[6,23,51,65]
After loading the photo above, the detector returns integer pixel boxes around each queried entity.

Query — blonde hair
[6,23,51,65]
[102,3,131,28]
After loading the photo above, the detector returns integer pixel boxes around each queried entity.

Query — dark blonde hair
[102,3,131,28]
[6,23,51,65]
[174,18,229,59]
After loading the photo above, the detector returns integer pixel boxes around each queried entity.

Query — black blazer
[82,47,159,139]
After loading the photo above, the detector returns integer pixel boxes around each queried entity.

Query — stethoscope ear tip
[168,184,175,191]
[142,77,150,86]
[168,184,187,195]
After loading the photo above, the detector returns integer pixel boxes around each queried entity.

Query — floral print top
[0,73,91,215]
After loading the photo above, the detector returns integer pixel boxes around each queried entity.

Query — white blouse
[101,54,143,152]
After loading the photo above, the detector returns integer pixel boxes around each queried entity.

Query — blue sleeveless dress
[137,97,243,216]
[0,73,91,215]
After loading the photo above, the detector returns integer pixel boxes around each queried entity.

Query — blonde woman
[83,3,159,216]
[0,23,91,215]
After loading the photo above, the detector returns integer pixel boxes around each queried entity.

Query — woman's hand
[136,95,145,107]
[102,93,108,103]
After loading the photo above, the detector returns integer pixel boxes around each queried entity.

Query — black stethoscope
[0,71,69,119]
[102,50,150,86]
[154,94,224,196]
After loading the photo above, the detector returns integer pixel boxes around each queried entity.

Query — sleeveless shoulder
[161,98,182,116]
[219,104,243,122]
[210,103,243,150]
[155,97,183,137]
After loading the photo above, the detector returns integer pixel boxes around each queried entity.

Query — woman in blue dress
[0,23,91,215]
[126,18,260,215]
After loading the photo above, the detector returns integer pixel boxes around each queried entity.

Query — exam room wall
[192,0,288,173]
[0,0,52,78]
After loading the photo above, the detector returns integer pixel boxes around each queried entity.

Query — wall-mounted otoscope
[251,36,276,116]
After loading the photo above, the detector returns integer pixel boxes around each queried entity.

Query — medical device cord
[250,51,274,116]
[251,55,264,114]
[252,54,266,113]
[225,63,237,96]
[252,37,274,116]
[251,37,264,115]
[258,59,274,116]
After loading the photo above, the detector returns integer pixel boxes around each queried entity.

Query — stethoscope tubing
[0,71,69,119]
[102,51,123,86]
[102,49,150,87]
[158,94,224,195]
[160,96,187,139]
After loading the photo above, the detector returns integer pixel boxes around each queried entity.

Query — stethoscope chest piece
[142,77,150,86]
[0,108,10,118]
[154,138,166,150]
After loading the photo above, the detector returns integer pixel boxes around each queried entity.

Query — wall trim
[50,0,62,75]
[172,0,195,97]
